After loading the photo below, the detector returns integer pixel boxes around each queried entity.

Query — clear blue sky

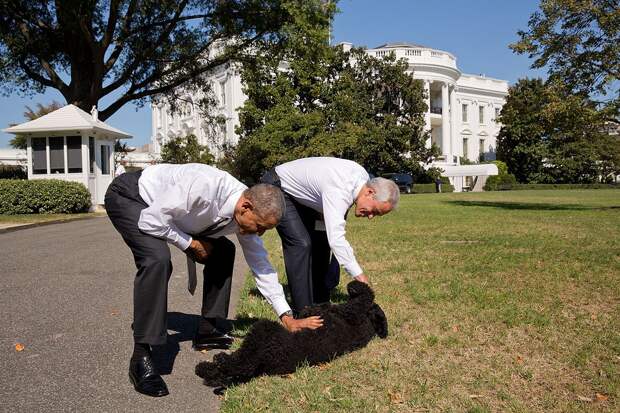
[0,0,545,148]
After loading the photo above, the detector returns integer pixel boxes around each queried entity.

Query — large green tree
[0,0,300,120]
[511,0,620,122]
[497,78,618,183]
[160,134,214,165]
[232,1,433,182]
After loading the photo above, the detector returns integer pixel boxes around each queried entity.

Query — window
[100,145,110,175]
[479,105,484,124]
[89,137,95,173]
[32,137,47,174]
[462,104,468,122]
[219,80,226,106]
[49,136,65,173]
[67,136,82,173]
[495,107,501,119]
[463,138,469,160]
[479,139,485,162]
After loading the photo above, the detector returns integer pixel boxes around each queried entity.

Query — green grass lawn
[0,212,104,226]
[223,189,619,413]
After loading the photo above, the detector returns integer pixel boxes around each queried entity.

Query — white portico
[3,104,132,205]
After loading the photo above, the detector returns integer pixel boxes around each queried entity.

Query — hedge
[483,174,518,191]
[412,183,454,193]
[0,165,27,180]
[511,183,619,190]
[0,179,91,214]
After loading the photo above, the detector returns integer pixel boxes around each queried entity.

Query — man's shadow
[151,311,235,375]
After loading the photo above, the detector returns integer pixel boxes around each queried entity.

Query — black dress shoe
[128,355,169,397]
[193,328,234,351]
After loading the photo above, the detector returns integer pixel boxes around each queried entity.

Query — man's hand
[354,273,369,284]
[186,239,213,264]
[280,315,323,333]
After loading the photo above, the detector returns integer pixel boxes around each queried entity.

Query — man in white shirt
[104,163,322,397]
[261,157,400,313]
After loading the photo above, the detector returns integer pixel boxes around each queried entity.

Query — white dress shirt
[137,163,290,316]
[275,157,368,277]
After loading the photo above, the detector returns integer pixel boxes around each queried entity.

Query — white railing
[371,47,457,69]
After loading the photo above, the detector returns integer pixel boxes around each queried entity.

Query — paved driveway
[0,217,248,412]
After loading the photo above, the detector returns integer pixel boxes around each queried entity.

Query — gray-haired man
[105,163,322,397]
[261,157,400,314]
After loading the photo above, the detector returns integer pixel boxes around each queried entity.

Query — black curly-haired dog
[195,280,388,390]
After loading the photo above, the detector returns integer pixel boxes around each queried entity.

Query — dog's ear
[368,303,388,338]
[347,280,374,301]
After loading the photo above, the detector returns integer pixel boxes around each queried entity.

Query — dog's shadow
[151,312,235,375]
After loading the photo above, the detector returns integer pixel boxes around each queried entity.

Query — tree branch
[101,0,189,95]
[104,0,138,73]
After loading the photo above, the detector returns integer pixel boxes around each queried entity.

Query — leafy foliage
[510,0,620,121]
[497,78,619,183]
[483,174,518,191]
[0,165,27,180]
[229,1,433,182]
[9,101,63,149]
[160,134,214,165]
[0,179,91,214]
[0,0,299,120]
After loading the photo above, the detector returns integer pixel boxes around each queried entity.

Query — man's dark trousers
[104,171,235,345]
[260,170,338,313]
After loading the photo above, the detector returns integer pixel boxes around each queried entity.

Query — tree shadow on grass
[446,200,620,211]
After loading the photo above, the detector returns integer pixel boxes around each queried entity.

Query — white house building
[3,104,132,205]
[150,42,508,191]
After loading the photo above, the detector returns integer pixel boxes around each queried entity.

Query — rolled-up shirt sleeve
[138,184,194,251]
[322,191,363,277]
[237,233,291,316]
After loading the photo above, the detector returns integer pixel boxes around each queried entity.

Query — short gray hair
[244,184,286,221]
[368,177,400,209]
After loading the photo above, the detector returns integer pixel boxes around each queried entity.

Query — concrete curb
[0,214,106,234]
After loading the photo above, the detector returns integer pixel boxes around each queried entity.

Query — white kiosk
[3,104,132,205]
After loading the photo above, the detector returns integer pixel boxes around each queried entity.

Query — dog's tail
[195,361,229,388]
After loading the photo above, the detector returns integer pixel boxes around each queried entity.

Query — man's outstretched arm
[237,233,324,332]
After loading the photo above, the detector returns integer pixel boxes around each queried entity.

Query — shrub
[0,179,91,214]
[484,174,518,191]
[491,160,508,175]
[512,183,618,190]
[412,183,454,193]
[0,165,27,180]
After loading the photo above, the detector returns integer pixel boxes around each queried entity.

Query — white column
[441,82,450,159]
[424,80,432,148]
[449,85,458,164]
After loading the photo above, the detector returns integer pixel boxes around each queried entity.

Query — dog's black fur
[195,280,388,389]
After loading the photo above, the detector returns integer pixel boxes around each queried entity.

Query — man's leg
[104,177,171,397]
[309,224,332,304]
[105,187,172,346]
[276,194,315,313]
[193,237,236,350]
